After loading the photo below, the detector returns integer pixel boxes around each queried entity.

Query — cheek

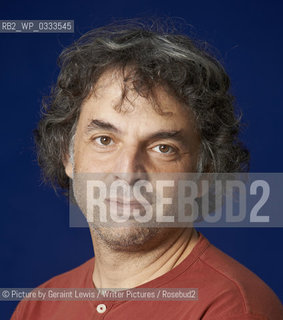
[74,147,114,172]
[148,158,192,173]
[74,145,93,171]
[174,155,198,172]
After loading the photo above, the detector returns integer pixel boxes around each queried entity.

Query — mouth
[105,198,154,218]
[102,198,155,224]
[105,198,151,209]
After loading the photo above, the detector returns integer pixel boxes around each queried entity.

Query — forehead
[78,69,198,133]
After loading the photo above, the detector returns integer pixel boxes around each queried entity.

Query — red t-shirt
[11,233,283,320]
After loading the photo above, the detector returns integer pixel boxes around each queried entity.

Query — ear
[63,153,73,179]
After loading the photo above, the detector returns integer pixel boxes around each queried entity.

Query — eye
[94,136,114,146]
[152,144,175,154]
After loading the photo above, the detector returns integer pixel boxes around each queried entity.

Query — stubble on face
[69,69,200,253]
[89,223,162,252]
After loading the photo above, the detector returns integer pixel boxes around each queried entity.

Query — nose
[113,146,147,185]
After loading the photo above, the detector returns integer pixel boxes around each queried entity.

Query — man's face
[65,69,201,250]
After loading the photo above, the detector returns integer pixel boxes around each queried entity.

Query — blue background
[0,0,282,318]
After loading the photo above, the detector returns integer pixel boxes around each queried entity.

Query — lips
[106,198,150,208]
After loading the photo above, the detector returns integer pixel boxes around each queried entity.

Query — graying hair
[34,19,249,191]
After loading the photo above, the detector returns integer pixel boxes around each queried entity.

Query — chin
[91,224,160,252]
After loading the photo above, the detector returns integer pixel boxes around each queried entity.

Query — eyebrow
[86,119,121,134]
[86,119,187,145]
[148,130,186,144]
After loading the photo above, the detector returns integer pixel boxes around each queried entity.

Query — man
[12,20,283,319]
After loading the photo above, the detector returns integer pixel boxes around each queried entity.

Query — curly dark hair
[34,19,249,191]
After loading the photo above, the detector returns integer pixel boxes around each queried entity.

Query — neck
[91,227,199,289]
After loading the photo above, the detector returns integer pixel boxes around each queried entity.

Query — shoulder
[193,234,283,319]
[11,257,94,320]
